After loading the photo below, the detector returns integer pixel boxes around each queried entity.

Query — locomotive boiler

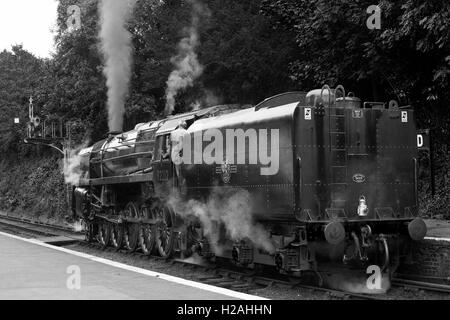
[72,85,427,286]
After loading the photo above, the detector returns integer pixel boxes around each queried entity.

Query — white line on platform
[424,236,450,242]
[0,231,267,300]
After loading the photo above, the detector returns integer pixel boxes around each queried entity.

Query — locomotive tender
[72,85,427,279]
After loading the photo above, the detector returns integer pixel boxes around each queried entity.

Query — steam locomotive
[72,85,427,285]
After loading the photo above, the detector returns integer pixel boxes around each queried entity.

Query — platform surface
[0,232,260,300]
[425,219,450,240]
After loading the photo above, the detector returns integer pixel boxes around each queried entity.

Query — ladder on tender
[329,106,348,212]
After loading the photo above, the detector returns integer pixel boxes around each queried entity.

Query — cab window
[155,135,171,162]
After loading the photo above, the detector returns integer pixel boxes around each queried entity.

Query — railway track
[391,278,450,295]
[0,214,81,234]
[0,215,84,237]
[1,215,448,299]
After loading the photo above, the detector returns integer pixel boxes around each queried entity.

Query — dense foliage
[260,0,450,140]
[0,46,48,156]
[0,156,67,221]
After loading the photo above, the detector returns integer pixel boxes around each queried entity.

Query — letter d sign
[417,134,424,148]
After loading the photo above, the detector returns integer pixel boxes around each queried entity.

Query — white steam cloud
[99,0,137,132]
[165,0,210,115]
[63,143,89,186]
[190,89,223,110]
[325,272,391,295]
[169,187,275,255]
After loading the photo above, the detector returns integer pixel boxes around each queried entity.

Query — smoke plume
[165,0,210,115]
[190,89,223,110]
[169,187,275,255]
[63,143,89,186]
[99,0,137,132]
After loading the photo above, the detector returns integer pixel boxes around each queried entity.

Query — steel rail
[392,278,450,294]
[0,214,83,235]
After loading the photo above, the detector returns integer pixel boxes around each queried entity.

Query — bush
[0,155,68,223]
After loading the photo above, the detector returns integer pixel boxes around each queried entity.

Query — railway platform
[424,219,450,240]
[0,232,263,300]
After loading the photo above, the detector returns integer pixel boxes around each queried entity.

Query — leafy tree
[131,0,300,113]
[0,45,47,157]
[40,0,107,143]
[260,0,449,125]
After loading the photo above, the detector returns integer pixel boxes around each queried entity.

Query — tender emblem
[215,159,237,184]
[352,173,366,183]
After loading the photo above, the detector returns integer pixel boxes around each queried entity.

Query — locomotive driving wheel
[138,205,156,256]
[155,204,176,259]
[109,222,124,250]
[123,202,140,253]
[97,221,110,249]
[85,220,96,243]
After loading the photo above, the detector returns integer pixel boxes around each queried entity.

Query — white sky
[0,0,58,58]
